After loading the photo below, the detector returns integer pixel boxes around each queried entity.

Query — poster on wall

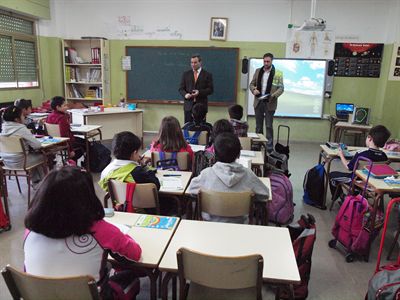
[286,29,335,59]
[333,43,384,77]
[388,43,400,81]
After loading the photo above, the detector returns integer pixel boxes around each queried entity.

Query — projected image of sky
[247,59,327,118]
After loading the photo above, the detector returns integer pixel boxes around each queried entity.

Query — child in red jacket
[46,96,85,162]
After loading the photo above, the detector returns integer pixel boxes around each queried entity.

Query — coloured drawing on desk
[134,215,177,230]
[37,137,61,144]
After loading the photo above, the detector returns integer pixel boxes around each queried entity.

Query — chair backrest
[1,265,100,300]
[239,137,252,150]
[0,136,25,154]
[198,189,254,219]
[183,130,208,145]
[45,122,61,137]
[151,151,190,171]
[107,180,160,213]
[177,247,263,299]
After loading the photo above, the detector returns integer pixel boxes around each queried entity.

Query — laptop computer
[336,103,354,121]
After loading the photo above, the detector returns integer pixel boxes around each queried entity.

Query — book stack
[88,68,101,82]
[91,47,101,64]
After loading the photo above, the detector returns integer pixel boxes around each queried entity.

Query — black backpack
[192,150,215,177]
[303,163,325,209]
[88,141,111,173]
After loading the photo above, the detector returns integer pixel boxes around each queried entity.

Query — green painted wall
[0,0,50,19]
[109,39,398,141]
[1,36,398,142]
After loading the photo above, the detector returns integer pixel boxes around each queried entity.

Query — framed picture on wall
[389,43,400,81]
[210,17,228,41]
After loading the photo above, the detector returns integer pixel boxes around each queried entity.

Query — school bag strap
[183,129,201,144]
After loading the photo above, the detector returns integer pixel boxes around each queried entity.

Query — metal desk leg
[161,272,174,300]
[318,150,330,210]
[366,193,384,261]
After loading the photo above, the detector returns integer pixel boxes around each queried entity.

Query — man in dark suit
[179,54,214,123]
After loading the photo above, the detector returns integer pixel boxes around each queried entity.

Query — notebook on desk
[364,164,398,178]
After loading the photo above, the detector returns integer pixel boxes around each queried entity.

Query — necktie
[194,70,198,83]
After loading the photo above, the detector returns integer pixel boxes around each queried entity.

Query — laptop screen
[336,103,354,113]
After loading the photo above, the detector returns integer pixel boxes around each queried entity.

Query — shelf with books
[62,39,110,105]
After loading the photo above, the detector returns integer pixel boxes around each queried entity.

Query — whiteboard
[246,58,327,119]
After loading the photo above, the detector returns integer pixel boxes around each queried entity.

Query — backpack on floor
[183,130,202,145]
[192,150,215,177]
[0,169,11,233]
[267,151,290,177]
[303,164,325,209]
[367,198,400,300]
[88,141,111,173]
[156,152,180,171]
[0,196,10,232]
[280,214,316,299]
[267,171,294,225]
[100,269,140,300]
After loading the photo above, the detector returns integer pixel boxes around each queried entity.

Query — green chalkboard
[126,46,239,105]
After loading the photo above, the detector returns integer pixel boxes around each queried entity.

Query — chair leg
[27,173,31,207]
[14,171,21,193]
[329,183,341,211]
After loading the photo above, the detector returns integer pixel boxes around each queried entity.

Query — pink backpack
[267,171,294,225]
[332,194,369,250]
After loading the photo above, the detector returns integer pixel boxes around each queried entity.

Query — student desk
[248,132,268,149]
[105,212,180,300]
[159,220,300,300]
[318,145,400,209]
[156,170,193,217]
[333,121,372,144]
[354,169,400,260]
[38,136,70,167]
[69,107,143,140]
[70,124,102,172]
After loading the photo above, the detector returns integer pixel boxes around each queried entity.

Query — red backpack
[0,169,11,232]
[280,214,316,299]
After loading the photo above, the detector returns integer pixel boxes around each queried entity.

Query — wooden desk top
[355,170,400,193]
[334,121,372,130]
[156,170,192,195]
[320,145,400,162]
[70,124,102,133]
[241,150,264,166]
[69,107,144,116]
[37,136,69,148]
[105,212,180,268]
[159,220,300,284]
[248,132,268,143]
[259,177,272,201]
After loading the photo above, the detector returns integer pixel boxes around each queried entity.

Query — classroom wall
[0,0,50,20]
[1,0,399,141]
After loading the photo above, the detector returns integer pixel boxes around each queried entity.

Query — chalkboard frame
[125,46,239,106]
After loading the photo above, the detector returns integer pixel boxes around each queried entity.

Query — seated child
[99,131,160,192]
[182,103,213,144]
[0,106,46,187]
[206,119,234,154]
[24,167,142,297]
[14,98,46,135]
[228,104,249,137]
[46,96,85,162]
[329,125,391,200]
[187,132,270,223]
[150,116,194,161]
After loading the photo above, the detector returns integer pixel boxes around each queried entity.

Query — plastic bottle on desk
[119,97,126,109]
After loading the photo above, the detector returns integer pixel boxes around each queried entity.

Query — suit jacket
[179,69,213,112]
[249,66,284,111]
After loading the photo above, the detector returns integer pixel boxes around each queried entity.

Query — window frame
[0,10,40,90]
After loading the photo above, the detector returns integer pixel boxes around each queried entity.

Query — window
[0,11,38,89]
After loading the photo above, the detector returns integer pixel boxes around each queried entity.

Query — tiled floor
[0,139,398,299]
